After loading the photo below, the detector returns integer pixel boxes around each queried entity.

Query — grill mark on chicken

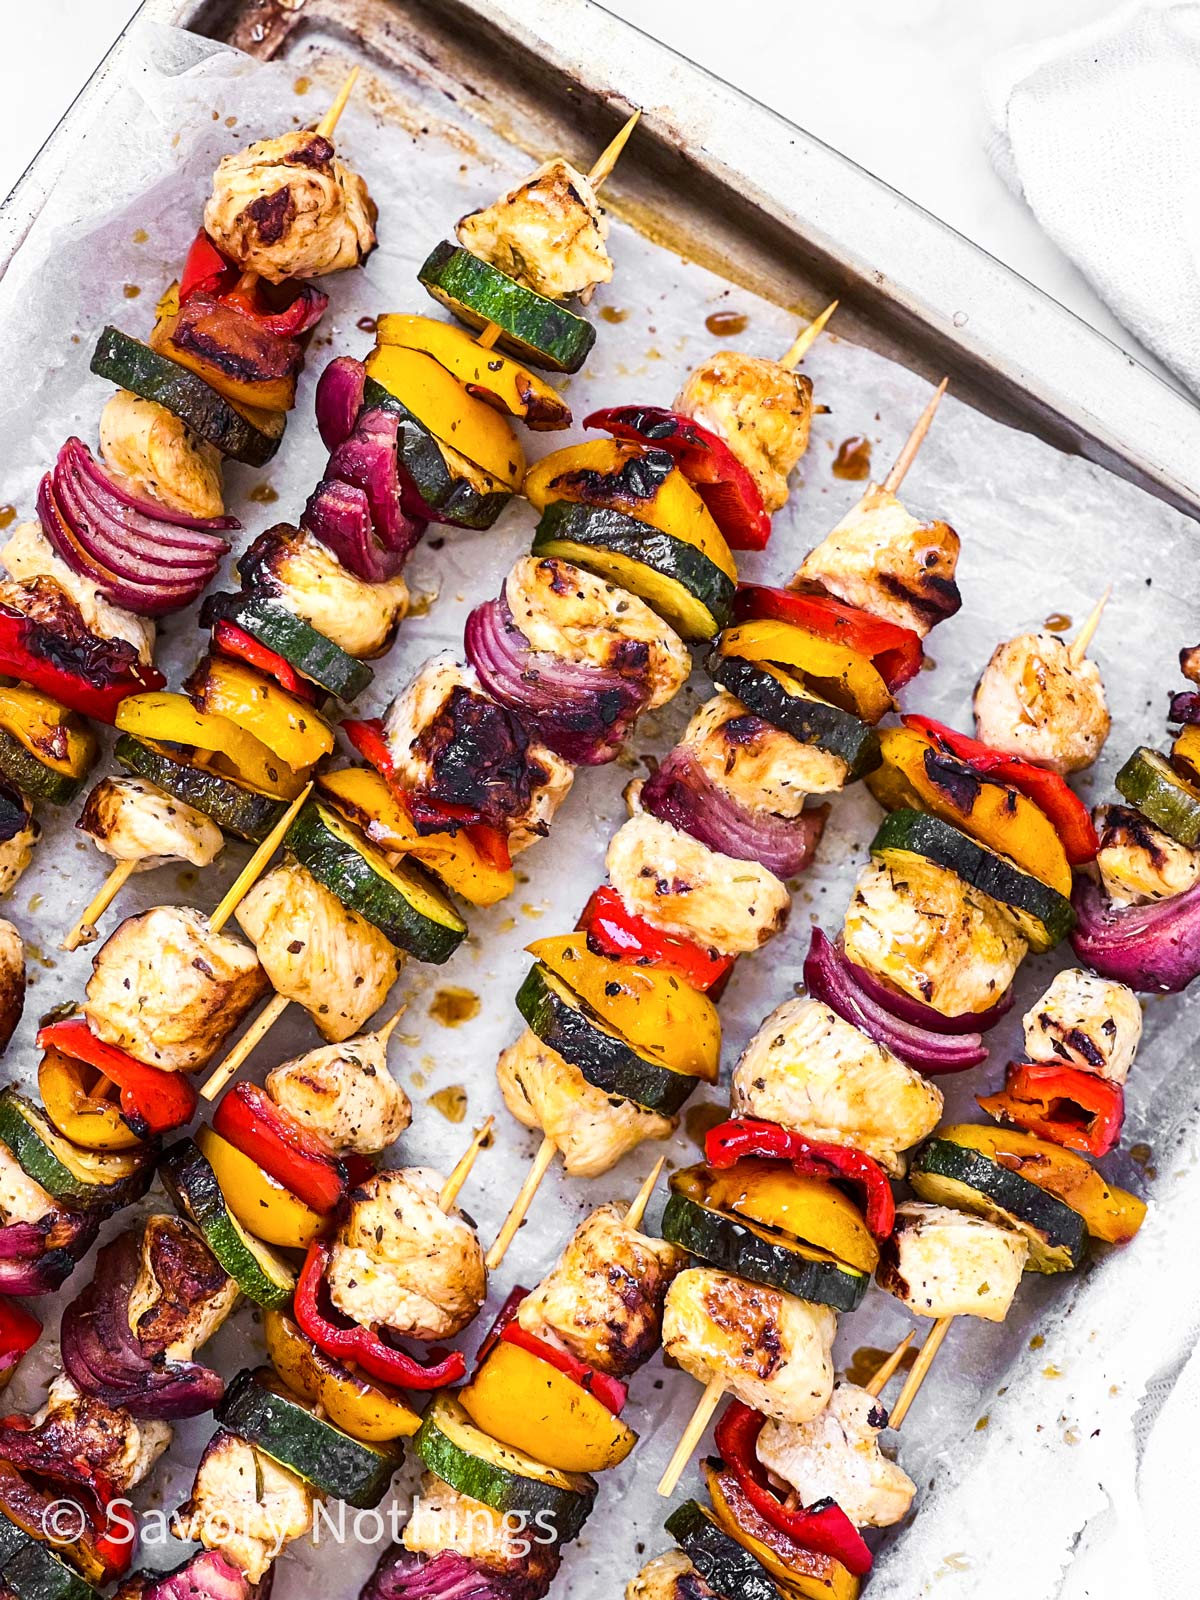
[701,1277,784,1380]
[416,685,546,833]
[131,1218,232,1360]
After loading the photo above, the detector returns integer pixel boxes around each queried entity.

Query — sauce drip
[832,435,872,481]
[249,484,279,504]
[1043,612,1072,632]
[0,507,16,531]
[428,1085,467,1123]
[599,306,629,324]
[844,1345,917,1387]
[684,1101,728,1147]
[356,315,378,334]
[429,986,480,1027]
[705,309,748,337]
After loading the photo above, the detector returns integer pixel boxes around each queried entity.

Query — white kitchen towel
[985,2,1200,397]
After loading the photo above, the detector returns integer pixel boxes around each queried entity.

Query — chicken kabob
[61,114,644,952]
[482,380,960,1268]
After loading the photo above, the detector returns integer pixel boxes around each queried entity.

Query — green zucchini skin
[113,734,286,843]
[663,1503,779,1600]
[516,964,698,1116]
[360,378,512,530]
[414,1396,596,1543]
[159,1139,295,1309]
[870,807,1075,952]
[707,651,881,778]
[417,242,596,374]
[90,326,284,467]
[201,592,374,704]
[532,499,735,641]
[910,1137,1088,1274]
[0,729,84,806]
[286,801,466,964]
[660,1191,868,1312]
[217,1368,400,1508]
[1115,746,1200,846]
[0,1088,154,1212]
[0,1510,99,1600]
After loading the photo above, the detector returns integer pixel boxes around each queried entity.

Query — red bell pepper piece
[714,1401,873,1575]
[583,405,771,551]
[180,229,236,303]
[499,1322,628,1416]
[214,1083,347,1215]
[212,619,317,704]
[577,885,736,992]
[732,584,924,692]
[343,716,513,872]
[978,1062,1124,1156]
[475,1285,526,1366]
[37,1017,197,1137]
[295,1238,465,1390]
[903,714,1099,865]
[180,228,328,337]
[705,1118,895,1237]
[0,1299,40,1380]
[0,605,164,724]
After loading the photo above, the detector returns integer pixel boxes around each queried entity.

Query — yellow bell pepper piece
[720,619,893,724]
[365,344,525,487]
[316,766,515,908]
[374,315,570,431]
[264,1309,421,1442]
[683,1159,879,1273]
[705,1461,861,1600]
[0,683,96,778]
[868,725,1073,897]
[195,1125,324,1249]
[459,1338,638,1474]
[115,693,304,800]
[526,932,720,1083]
[188,656,334,774]
[37,1048,142,1152]
[523,437,737,583]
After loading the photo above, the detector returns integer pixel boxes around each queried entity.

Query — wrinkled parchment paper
[0,20,1195,1600]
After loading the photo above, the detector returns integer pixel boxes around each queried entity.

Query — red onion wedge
[1071,872,1200,993]
[843,938,1014,1034]
[803,928,987,1073]
[316,355,367,452]
[323,407,425,560]
[0,1211,98,1296]
[302,479,408,583]
[640,744,826,878]
[465,597,650,765]
[362,1547,558,1600]
[124,1552,272,1600]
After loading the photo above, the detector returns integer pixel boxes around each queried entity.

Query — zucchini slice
[160,1138,295,1309]
[414,1395,596,1544]
[870,808,1075,952]
[910,1136,1088,1273]
[708,652,881,779]
[286,801,466,965]
[201,592,373,704]
[660,1189,869,1313]
[532,499,735,641]
[0,727,85,806]
[0,1087,153,1212]
[516,963,700,1116]
[663,1503,780,1600]
[361,377,513,530]
[1116,745,1200,846]
[217,1367,400,1509]
[90,326,284,467]
[0,1511,99,1600]
[418,242,596,374]
[364,346,524,487]
[113,734,286,843]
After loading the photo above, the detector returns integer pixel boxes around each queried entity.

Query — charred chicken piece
[877,1200,1026,1321]
[1094,801,1200,906]
[0,795,38,902]
[2,521,154,662]
[756,1382,917,1528]
[457,157,612,301]
[172,1430,313,1582]
[0,919,23,1054]
[239,524,408,659]
[126,1215,238,1363]
[14,1375,171,1496]
[78,776,223,871]
[100,391,224,519]
[676,350,814,514]
[973,630,1110,775]
[400,1470,565,1589]
[682,690,848,807]
[265,1025,411,1155]
[626,1550,719,1600]
[1021,966,1142,1084]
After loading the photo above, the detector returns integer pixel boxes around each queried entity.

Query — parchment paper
[0,20,1194,1599]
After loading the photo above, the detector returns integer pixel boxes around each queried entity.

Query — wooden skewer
[882,377,949,495]
[61,860,138,953]
[1068,584,1112,668]
[316,67,361,141]
[201,991,290,1100]
[439,1116,495,1212]
[888,1315,953,1429]
[373,1003,408,1049]
[624,1155,666,1231]
[657,1376,725,1498]
[208,783,312,936]
[864,1330,915,1398]
[485,1133,558,1270]
[587,108,641,188]
[780,300,839,369]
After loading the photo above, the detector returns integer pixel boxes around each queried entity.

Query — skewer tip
[624,1155,667,1231]
[316,66,361,141]
[587,107,641,189]
[781,299,839,369]
[888,1315,954,1430]
[485,1134,558,1271]
[438,1116,495,1213]
[1067,583,1113,668]
[374,1002,409,1048]
[881,376,949,495]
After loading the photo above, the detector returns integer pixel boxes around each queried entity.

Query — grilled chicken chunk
[84,905,268,1071]
[205,130,375,282]
[24,1375,171,1494]
[0,919,23,1052]
[663,1267,836,1425]
[173,1431,313,1582]
[683,691,848,808]
[266,1026,411,1155]
[78,776,223,871]
[505,556,689,711]
[517,1202,686,1378]
[457,157,612,300]
[1,522,154,662]
[326,1168,486,1342]
[1022,967,1142,1084]
[973,630,1109,775]
[0,812,37,901]
[99,390,224,519]
[126,1216,238,1362]
[877,1201,1027,1321]
[236,862,401,1043]
[0,1142,55,1226]
[795,486,961,638]
[756,1383,916,1528]
[731,997,943,1176]
[843,856,1027,1018]
[403,1469,563,1586]
[676,351,813,513]
[606,811,790,956]
[627,1550,719,1600]
[1094,802,1200,906]
[244,525,408,658]
[497,1027,675,1177]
